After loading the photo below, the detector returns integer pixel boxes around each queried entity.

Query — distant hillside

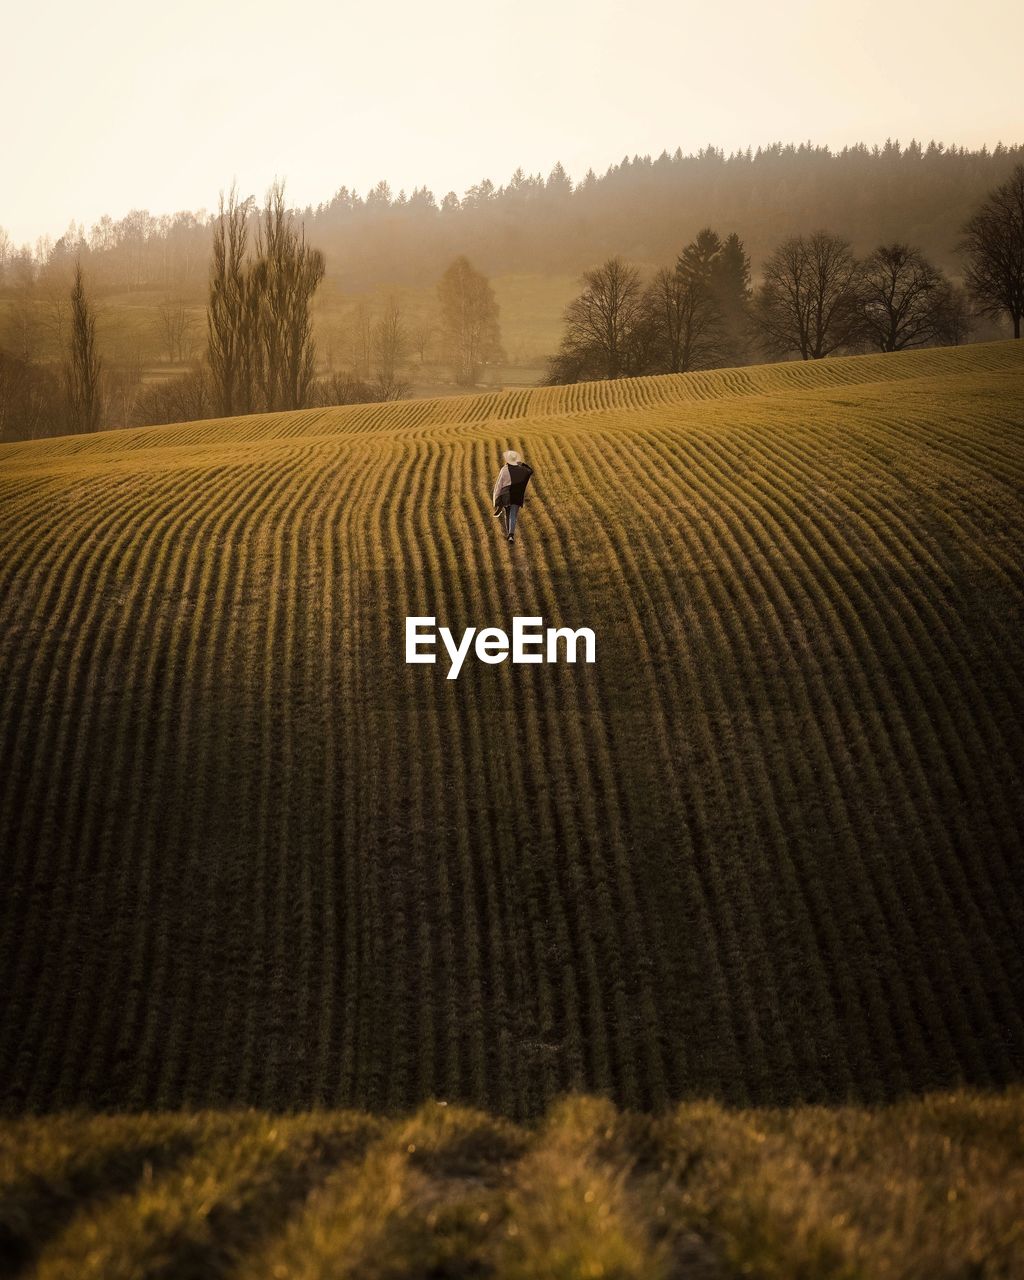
[4,141,1020,441]
[8,140,1022,296]
[1,341,1022,1115]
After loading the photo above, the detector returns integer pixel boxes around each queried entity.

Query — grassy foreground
[2,1091,1021,1278]
[1,342,1023,1118]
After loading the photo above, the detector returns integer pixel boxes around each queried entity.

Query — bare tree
[64,260,102,433]
[621,294,664,376]
[0,350,64,442]
[255,182,326,411]
[207,182,325,415]
[755,231,863,359]
[410,318,435,364]
[4,252,41,363]
[351,302,374,380]
[553,257,648,380]
[311,372,376,407]
[437,256,503,384]
[959,164,1024,339]
[207,186,251,415]
[856,243,953,351]
[156,296,196,363]
[647,265,723,372]
[372,298,411,399]
[134,366,212,426]
[42,277,73,357]
[105,361,143,430]
[933,283,974,345]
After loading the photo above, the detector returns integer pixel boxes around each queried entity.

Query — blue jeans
[505,504,519,537]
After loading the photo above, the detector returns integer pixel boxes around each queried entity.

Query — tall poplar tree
[64,261,102,433]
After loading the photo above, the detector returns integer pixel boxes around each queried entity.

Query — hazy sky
[4,0,1022,246]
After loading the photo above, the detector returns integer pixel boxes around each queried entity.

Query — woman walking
[492,450,534,543]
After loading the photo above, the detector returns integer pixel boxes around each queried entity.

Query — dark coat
[492,462,534,513]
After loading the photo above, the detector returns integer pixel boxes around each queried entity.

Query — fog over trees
[5,140,1020,298]
[436,256,503,385]
[1,142,1022,438]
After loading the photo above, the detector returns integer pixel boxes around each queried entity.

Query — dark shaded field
[1,342,1022,1116]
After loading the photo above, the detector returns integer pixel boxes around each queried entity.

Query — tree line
[1,158,1021,439]
[202,186,502,418]
[3,139,1020,296]
[546,165,1024,381]
[0,180,505,438]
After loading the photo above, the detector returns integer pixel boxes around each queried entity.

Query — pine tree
[676,227,722,284]
[671,230,726,368]
[710,232,753,363]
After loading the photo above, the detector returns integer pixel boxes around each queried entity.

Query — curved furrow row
[617,425,858,1098]
[196,449,338,1107]
[0,470,148,736]
[539,428,765,1099]
[0,463,195,929]
[663,422,957,1089]
[743,415,1024,1045]
[753,408,1023,913]
[67,453,296,1108]
[383,437,448,1108]
[512,436,651,1105]
[479,480,591,1107]
[4,459,266,1105]
[262,449,343,1106]
[62,455,282,1103]
[350,439,425,1107]
[328,442,395,1104]
[530,432,726,1105]
[304,443,376,1103]
[219,450,333,1107]
[416,443,498,1105]
[461,435,539,1115]
[170,448,331,1105]
[543,426,751,1102]
[638,421,913,1091]
[694,417,1011,1084]
[158,452,332,1106]
[681,418,982,1078]
[856,400,1024,498]
[126,452,314,1108]
[780,406,1024,865]
[596,427,859,1098]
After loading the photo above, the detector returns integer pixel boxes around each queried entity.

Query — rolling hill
[1,341,1022,1121]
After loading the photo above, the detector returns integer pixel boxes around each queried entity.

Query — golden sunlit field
[2,1091,1022,1278]
[1,341,1022,1274]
